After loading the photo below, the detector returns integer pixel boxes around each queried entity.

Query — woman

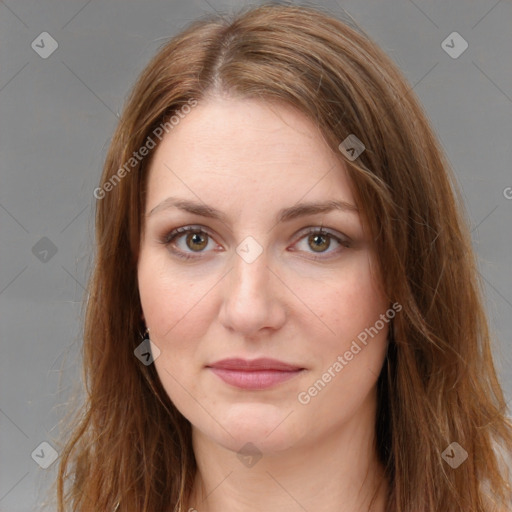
[51,4,512,511]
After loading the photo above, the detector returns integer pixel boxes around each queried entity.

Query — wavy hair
[48,4,512,511]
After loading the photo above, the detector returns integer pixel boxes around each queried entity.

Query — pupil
[309,233,329,252]
[187,232,207,251]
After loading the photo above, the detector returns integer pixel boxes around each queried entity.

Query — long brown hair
[47,4,512,511]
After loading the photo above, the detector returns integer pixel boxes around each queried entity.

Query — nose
[218,246,287,338]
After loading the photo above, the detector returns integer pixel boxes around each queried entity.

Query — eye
[291,227,350,259]
[160,225,219,260]
[159,225,350,261]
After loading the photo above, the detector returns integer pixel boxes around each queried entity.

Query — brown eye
[162,226,215,259]
[291,227,349,260]
[185,232,208,251]
[308,233,331,252]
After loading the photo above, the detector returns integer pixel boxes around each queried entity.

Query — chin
[201,403,302,454]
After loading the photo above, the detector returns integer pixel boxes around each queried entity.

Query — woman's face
[138,97,391,454]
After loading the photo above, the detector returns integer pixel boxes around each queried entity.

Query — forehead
[145,97,356,212]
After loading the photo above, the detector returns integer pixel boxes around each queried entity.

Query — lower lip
[208,367,304,390]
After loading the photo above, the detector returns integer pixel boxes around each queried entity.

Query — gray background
[1,0,511,510]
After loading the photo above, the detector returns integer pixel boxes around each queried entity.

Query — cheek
[137,256,211,404]
[137,251,219,343]
[296,255,388,353]
[301,260,389,408]
[296,281,389,424]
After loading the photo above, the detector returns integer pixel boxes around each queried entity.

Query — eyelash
[159,225,351,262]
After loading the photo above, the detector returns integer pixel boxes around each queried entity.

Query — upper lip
[207,358,303,371]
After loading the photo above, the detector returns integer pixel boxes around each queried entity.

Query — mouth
[206,358,306,390]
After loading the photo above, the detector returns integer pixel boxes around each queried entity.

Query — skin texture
[137,97,391,511]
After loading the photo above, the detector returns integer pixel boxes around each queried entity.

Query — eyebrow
[147,197,359,223]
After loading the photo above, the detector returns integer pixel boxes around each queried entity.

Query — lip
[207,358,305,390]
[208,357,303,371]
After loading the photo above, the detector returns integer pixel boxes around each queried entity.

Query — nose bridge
[219,242,285,335]
[232,249,268,297]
